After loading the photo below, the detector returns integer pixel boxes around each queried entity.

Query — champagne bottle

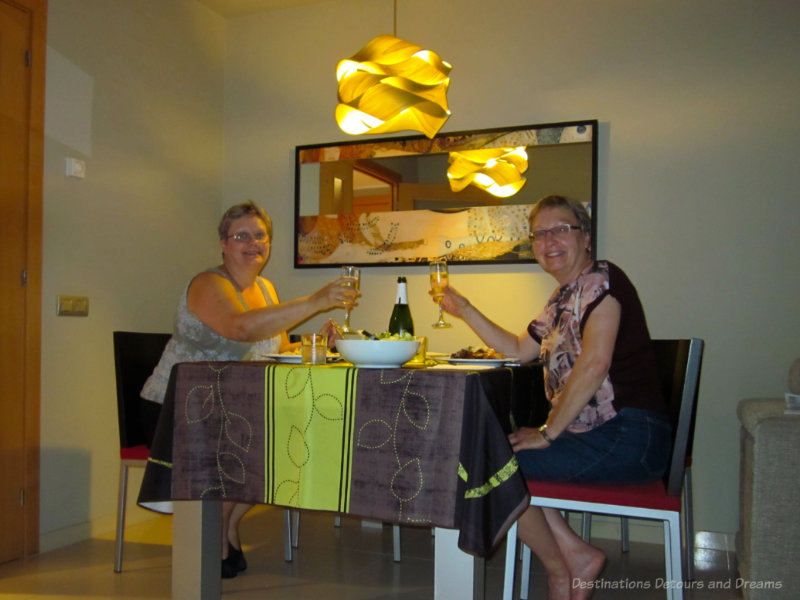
[388,276,414,336]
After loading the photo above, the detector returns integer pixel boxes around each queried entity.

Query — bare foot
[568,544,606,600]
[545,565,573,600]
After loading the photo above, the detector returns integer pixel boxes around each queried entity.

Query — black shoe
[221,555,238,579]
[228,542,247,572]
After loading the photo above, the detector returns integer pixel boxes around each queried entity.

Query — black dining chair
[112,331,171,573]
[575,340,701,580]
[502,338,704,600]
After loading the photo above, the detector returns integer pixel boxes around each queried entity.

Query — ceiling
[196,0,328,18]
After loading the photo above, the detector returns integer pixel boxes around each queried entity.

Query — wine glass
[429,259,452,329]
[340,265,360,333]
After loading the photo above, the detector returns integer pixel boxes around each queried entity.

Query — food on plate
[277,347,338,357]
[450,346,505,359]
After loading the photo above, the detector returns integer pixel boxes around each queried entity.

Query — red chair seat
[527,478,682,512]
[120,444,149,461]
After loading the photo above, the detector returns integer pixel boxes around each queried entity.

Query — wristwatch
[538,423,555,444]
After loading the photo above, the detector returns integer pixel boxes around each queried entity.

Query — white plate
[262,353,302,363]
[262,354,339,364]
[344,362,407,369]
[438,357,517,367]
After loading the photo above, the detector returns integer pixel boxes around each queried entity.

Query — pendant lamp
[447,147,529,198]
[335,29,452,138]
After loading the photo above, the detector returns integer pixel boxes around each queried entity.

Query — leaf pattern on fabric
[223,411,252,452]
[348,369,462,526]
[180,364,257,499]
[200,484,224,499]
[184,384,214,423]
[274,479,299,505]
[314,392,344,421]
[401,389,430,430]
[287,425,310,468]
[356,419,393,449]
[391,457,424,502]
[219,451,245,484]
[264,366,356,512]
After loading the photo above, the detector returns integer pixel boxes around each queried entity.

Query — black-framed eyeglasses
[528,224,581,244]
[227,231,270,244]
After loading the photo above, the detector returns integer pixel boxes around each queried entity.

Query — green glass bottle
[388,276,414,336]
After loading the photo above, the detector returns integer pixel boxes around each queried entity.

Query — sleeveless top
[527,261,663,433]
[140,268,282,404]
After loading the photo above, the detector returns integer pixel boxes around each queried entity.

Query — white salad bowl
[335,339,420,368]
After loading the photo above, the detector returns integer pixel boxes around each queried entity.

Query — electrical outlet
[57,295,89,316]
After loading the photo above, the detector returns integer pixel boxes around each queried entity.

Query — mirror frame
[294,119,598,268]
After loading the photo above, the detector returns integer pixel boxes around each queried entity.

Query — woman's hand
[508,427,552,452]
[318,319,344,348]
[311,277,360,312]
[433,285,471,318]
[431,285,541,362]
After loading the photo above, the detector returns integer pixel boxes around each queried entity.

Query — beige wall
[42,0,225,549]
[41,0,800,550]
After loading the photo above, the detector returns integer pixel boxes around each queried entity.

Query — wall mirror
[294,119,597,267]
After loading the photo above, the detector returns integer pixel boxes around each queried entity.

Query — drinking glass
[301,333,328,365]
[340,265,360,333]
[429,259,452,329]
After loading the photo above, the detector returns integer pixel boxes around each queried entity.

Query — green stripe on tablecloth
[459,455,522,499]
[264,365,357,512]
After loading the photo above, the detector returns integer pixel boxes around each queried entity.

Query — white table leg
[434,527,485,600]
[172,501,221,600]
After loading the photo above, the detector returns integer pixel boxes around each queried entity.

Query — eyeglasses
[529,224,581,244]
[227,231,270,244]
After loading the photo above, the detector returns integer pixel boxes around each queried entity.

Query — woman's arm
[187,272,357,342]
[260,278,294,352]
[509,294,621,451]
[438,286,541,362]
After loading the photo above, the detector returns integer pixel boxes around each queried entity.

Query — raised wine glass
[429,259,452,329]
[340,265,360,333]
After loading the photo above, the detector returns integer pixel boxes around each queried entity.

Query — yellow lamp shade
[447,147,529,198]
[336,35,452,139]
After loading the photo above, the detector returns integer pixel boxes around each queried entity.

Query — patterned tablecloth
[139,362,541,556]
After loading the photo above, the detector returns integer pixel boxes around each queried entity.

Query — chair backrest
[113,331,171,448]
[652,338,704,496]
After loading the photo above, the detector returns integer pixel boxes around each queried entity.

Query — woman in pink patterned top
[438,195,670,600]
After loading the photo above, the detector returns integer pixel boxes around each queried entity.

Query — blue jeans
[516,408,672,484]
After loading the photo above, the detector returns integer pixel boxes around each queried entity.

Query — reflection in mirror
[295,120,597,267]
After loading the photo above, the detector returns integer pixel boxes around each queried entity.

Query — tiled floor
[0,506,741,599]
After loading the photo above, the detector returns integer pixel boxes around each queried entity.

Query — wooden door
[0,0,45,563]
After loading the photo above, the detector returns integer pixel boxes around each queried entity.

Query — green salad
[376,331,415,341]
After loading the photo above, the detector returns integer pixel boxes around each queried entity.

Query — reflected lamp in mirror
[335,35,452,139]
[447,147,528,198]
[295,120,598,267]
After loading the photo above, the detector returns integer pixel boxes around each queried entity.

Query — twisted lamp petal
[447,147,529,198]
[336,35,452,138]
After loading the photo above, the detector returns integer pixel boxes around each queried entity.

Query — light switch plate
[57,295,89,316]
[66,158,86,178]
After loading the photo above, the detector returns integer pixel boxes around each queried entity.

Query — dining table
[138,358,545,599]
